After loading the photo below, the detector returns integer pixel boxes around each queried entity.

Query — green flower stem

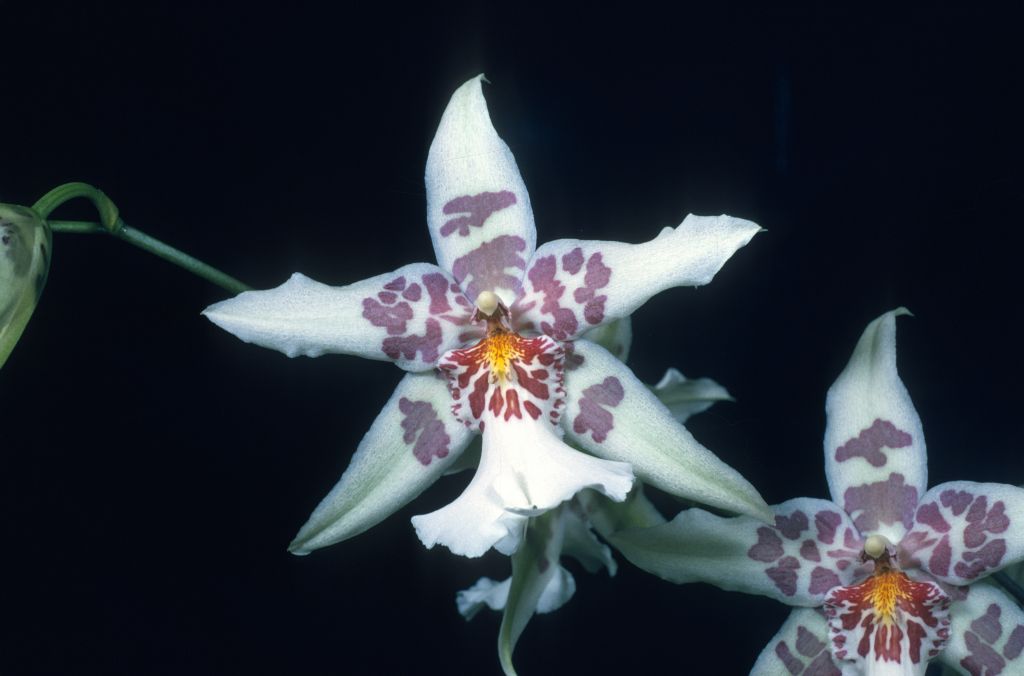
[50,219,250,295]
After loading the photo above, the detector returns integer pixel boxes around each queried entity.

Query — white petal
[650,367,733,423]
[288,372,473,554]
[900,481,1024,586]
[563,339,771,521]
[456,576,511,620]
[513,213,760,341]
[609,498,864,607]
[938,582,1024,675]
[412,412,633,558]
[203,264,474,372]
[825,309,927,544]
[751,608,841,676]
[426,75,536,306]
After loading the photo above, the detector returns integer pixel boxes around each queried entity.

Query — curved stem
[51,219,250,295]
[33,182,120,231]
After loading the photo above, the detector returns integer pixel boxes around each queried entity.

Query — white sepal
[824,309,927,544]
[425,75,536,306]
[563,339,771,521]
[289,372,472,554]
[751,607,840,676]
[609,499,864,607]
[204,263,472,372]
[514,213,761,341]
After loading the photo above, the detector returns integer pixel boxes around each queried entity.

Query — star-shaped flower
[204,75,770,559]
[610,309,1024,675]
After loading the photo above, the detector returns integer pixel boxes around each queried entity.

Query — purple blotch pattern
[572,376,624,443]
[382,318,443,364]
[907,489,1011,581]
[842,472,918,534]
[523,247,611,341]
[746,508,858,599]
[362,273,473,365]
[834,418,912,467]
[399,397,451,466]
[451,234,527,301]
[439,191,517,238]
[774,621,842,675]
[960,602,1024,675]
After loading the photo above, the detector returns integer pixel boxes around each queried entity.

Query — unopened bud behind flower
[1,203,51,369]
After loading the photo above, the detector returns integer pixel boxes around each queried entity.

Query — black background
[2,3,1022,674]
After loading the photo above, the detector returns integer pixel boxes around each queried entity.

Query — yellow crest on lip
[483,331,523,383]
[863,570,912,625]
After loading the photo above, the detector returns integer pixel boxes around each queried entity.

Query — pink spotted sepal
[824,569,950,675]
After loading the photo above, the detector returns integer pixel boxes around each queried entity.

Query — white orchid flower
[204,74,770,559]
[611,310,1024,675]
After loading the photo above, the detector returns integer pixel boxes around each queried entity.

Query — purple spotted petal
[512,214,760,341]
[900,481,1024,585]
[939,582,1024,675]
[204,263,475,372]
[289,372,474,555]
[823,309,927,544]
[425,75,536,306]
[608,498,864,607]
[750,608,842,676]
[562,339,770,521]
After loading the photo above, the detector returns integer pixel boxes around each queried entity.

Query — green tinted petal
[1,204,51,369]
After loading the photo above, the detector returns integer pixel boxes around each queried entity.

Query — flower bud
[1,203,52,369]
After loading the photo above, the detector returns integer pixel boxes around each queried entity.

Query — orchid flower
[203,74,770,559]
[457,357,731,675]
[1,203,51,369]
[609,309,1024,675]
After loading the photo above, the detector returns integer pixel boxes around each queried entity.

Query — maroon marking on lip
[834,418,912,467]
[440,191,517,238]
